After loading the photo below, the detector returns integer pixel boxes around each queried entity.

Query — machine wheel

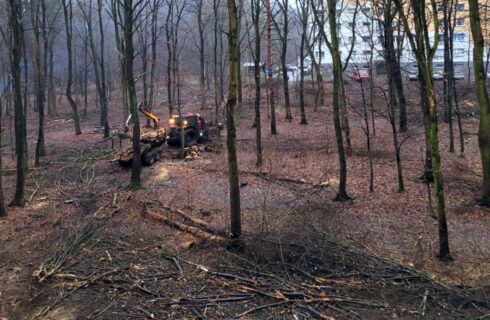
[142,153,155,166]
[184,128,199,146]
[142,147,161,166]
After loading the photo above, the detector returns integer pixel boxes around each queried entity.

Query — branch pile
[30,230,489,319]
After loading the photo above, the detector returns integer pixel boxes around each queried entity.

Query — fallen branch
[144,209,224,242]
[160,205,227,237]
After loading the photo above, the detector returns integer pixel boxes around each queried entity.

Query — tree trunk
[166,3,174,116]
[226,0,242,242]
[328,0,350,201]
[384,1,405,192]
[443,0,455,152]
[266,0,277,135]
[299,25,307,125]
[9,0,28,207]
[123,0,141,189]
[0,94,7,217]
[62,0,82,135]
[398,0,451,260]
[97,0,109,137]
[280,0,292,121]
[47,36,57,117]
[469,0,490,205]
[198,0,207,110]
[148,0,160,112]
[213,0,220,122]
[31,0,46,167]
[252,0,262,167]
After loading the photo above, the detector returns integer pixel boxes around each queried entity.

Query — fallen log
[143,209,224,242]
[161,205,227,237]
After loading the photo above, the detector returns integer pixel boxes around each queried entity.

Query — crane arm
[138,104,160,128]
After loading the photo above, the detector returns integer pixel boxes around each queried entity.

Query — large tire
[184,128,199,146]
[142,147,161,166]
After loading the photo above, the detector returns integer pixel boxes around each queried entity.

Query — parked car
[351,69,370,81]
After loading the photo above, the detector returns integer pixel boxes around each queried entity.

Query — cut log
[143,209,225,241]
[161,205,227,237]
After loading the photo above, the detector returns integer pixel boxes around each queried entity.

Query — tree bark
[469,0,490,205]
[97,0,109,137]
[252,0,263,167]
[9,0,28,207]
[327,0,350,201]
[62,0,82,135]
[123,0,141,189]
[397,0,451,260]
[148,0,161,112]
[30,0,46,167]
[266,0,277,135]
[0,94,7,217]
[226,0,242,241]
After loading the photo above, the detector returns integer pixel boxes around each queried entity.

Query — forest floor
[0,79,489,319]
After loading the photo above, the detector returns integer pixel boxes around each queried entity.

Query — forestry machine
[116,103,166,166]
[166,113,222,147]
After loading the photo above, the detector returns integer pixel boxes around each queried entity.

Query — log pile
[184,145,205,161]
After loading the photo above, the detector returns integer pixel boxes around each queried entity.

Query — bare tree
[266,0,277,134]
[121,0,146,189]
[311,0,351,201]
[8,0,28,207]
[29,0,47,167]
[250,0,263,167]
[0,70,7,216]
[295,0,310,125]
[148,0,162,113]
[469,0,490,205]
[397,0,451,261]
[61,0,82,135]
[226,0,242,243]
[272,0,293,121]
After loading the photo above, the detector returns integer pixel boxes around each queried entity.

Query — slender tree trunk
[266,0,277,134]
[398,0,450,260]
[83,27,88,119]
[237,0,244,107]
[47,36,57,117]
[443,0,455,152]
[166,2,174,116]
[252,0,262,167]
[31,1,46,167]
[148,0,160,112]
[279,0,292,121]
[198,0,207,110]
[299,26,307,125]
[359,80,374,192]
[213,0,220,122]
[226,0,242,241]
[97,0,109,137]
[62,0,82,135]
[328,0,350,201]
[110,0,128,120]
[0,95,7,217]
[123,0,141,189]
[383,1,404,192]
[9,0,27,207]
[469,0,490,205]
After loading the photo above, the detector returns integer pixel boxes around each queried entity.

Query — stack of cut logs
[185,145,205,161]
